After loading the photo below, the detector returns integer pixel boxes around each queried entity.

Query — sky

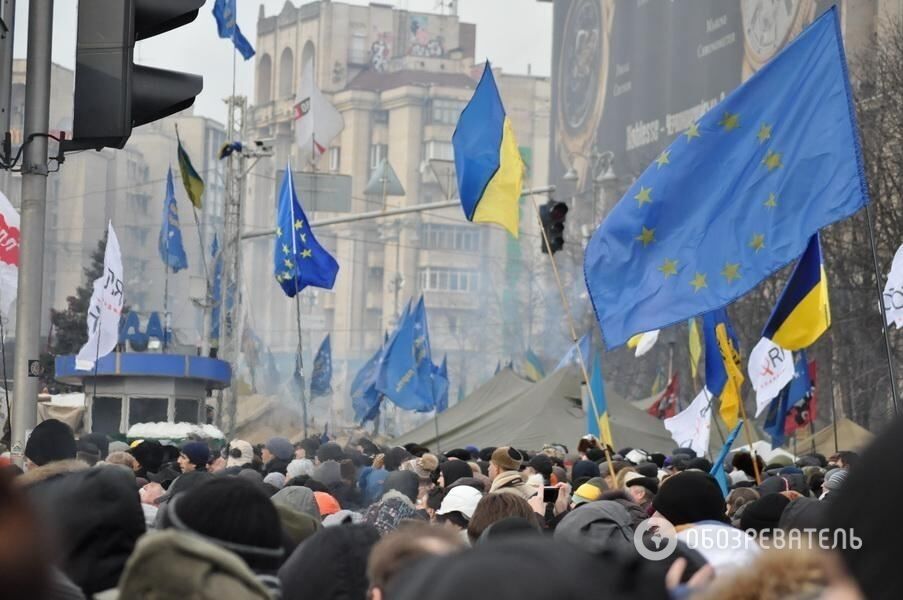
[12,0,552,125]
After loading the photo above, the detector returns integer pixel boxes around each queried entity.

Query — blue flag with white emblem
[158,168,188,272]
[584,7,867,348]
[274,166,339,296]
[212,0,255,60]
[352,304,409,423]
[311,334,333,398]
[432,355,449,413]
[376,298,435,412]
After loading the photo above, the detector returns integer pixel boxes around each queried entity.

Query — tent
[794,417,873,456]
[394,368,676,452]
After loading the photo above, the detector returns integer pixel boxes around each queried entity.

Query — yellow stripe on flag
[472,117,523,238]
[715,323,744,429]
[598,412,613,448]
[772,266,830,350]
[688,318,702,380]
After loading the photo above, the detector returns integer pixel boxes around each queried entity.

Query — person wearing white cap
[435,485,483,544]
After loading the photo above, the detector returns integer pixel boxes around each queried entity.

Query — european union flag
[274,166,339,296]
[432,355,449,413]
[584,7,867,348]
[764,349,813,448]
[351,349,383,424]
[310,334,333,398]
[212,0,255,60]
[210,235,223,348]
[376,298,435,412]
[158,168,188,272]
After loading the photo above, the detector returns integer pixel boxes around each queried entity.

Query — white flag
[294,57,344,164]
[664,387,712,458]
[76,222,124,371]
[0,190,20,318]
[634,329,660,357]
[748,337,794,417]
[884,242,903,328]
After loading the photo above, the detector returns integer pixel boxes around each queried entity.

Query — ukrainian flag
[703,308,744,429]
[588,351,613,447]
[762,233,830,350]
[523,348,545,382]
[177,131,205,209]
[453,62,523,237]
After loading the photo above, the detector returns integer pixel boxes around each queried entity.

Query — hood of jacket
[18,459,90,487]
[489,471,535,499]
[553,501,634,555]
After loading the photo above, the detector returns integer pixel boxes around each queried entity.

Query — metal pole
[0,0,15,142]
[865,203,900,415]
[11,0,52,465]
[294,294,309,439]
[240,186,557,241]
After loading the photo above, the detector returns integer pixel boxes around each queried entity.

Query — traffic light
[539,199,568,254]
[64,0,204,151]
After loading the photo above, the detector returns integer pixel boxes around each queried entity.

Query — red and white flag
[294,57,344,164]
[0,191,20,318]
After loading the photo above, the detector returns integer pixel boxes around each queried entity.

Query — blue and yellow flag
[762,234,830,350]
[158,168,188,272]
[523,348,545,382]
[453,62,523,237]
[588,350,613,447]
[703,308,744,429]
[584,8,867,347]
[273,165,339,296]
[176,130,204,209]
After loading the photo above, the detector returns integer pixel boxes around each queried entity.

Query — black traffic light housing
[64,0,204,151]
[539,199,568,254]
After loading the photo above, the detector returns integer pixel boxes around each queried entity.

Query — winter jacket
[488,470,537,500]
[264,456,292,476]
[358,466,389,506]
[114,530,272,599]
[554,501,634,555]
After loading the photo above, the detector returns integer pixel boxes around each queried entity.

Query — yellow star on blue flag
[583,8,868,347]
[273,163,339,297]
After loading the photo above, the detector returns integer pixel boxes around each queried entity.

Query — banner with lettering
[0,191,20,318]
[76,222,124,371]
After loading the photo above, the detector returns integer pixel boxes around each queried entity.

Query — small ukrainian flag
[452,62,523,237]
[177,130,204,210]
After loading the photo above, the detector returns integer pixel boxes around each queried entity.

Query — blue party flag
[710,420,744,496]
[432,355,449,413]
[310,334,333,398]
[158,168,188,272]
[212,0,255,60]
[764,350,813,448]
[584,7,867,347]
[376,299,435,412]
[273,165,339,296]
[210,235,223,347]
[555,334,592,372]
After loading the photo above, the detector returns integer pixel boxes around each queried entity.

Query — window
[350,30,368,64]
[329,147,341,172]
[373,110,389,124]
[92,396,123,434]
[129,397,168,426]
[424,140,454,161]
[278,48,295,99]
[430,99,467,125]
[175,398,201,424]
[419,267,480,292]
[257,54,273,104]
[422,224,480,252]
[369,144,388,172]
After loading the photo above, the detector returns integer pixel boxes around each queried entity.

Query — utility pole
[11,0,53,464]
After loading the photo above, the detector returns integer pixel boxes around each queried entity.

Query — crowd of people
[0,415,897,599]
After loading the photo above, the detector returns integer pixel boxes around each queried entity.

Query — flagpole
[736,399,762,485]
[529,195,617,483]
[865,202,900,415]
[433,410,441,454]
[294,292,310,440]
[163,260,169,352]
[0,311,10,441]
[701,387,727,446]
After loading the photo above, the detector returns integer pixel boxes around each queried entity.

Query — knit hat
[315,442,345,463]
[263,472,286,489]
[312,460,343,486]
[739,493,790,534]
[571,460,601,483]
[528,453,553,480]
[165,477,284,572]
[572,483,603,506]
[364,497,423,536]
[490,447,523,472]
[384,447,412,471]
[274,503,321,546]
[823,468,848,492]
[445,448,472,461]
[286,458,315,480]
[652,471,728,526]
[272,486,321,520]
[180,442,210,469]
[80,433,111,459]
[401,453,439,481]
[25,418,77,466]
[437,485,483,520]
[265,437,293,462]
[131,440,165,474]
[108,441,129,454]
[440,459,473,488]
[383,470,420,503]
[226,440,254,468]
[322,509,365,527]
[779,497,828,531]
[314,491,341,516]
[635,462,659,478]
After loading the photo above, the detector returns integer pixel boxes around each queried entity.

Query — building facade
[246,1,551,428]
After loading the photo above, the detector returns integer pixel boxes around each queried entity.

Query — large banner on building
[550,0,837,198]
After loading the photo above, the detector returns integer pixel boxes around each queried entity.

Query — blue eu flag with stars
[310,334,333,398]
[274,166,339,297]
[584,7,868,348]
[376,298,435,412]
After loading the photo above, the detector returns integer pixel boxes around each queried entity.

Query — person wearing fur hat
[262,437,294,476]
[487,447,535,500]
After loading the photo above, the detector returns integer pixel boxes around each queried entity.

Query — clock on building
[556,0,613,191]
[741,0,816,78]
